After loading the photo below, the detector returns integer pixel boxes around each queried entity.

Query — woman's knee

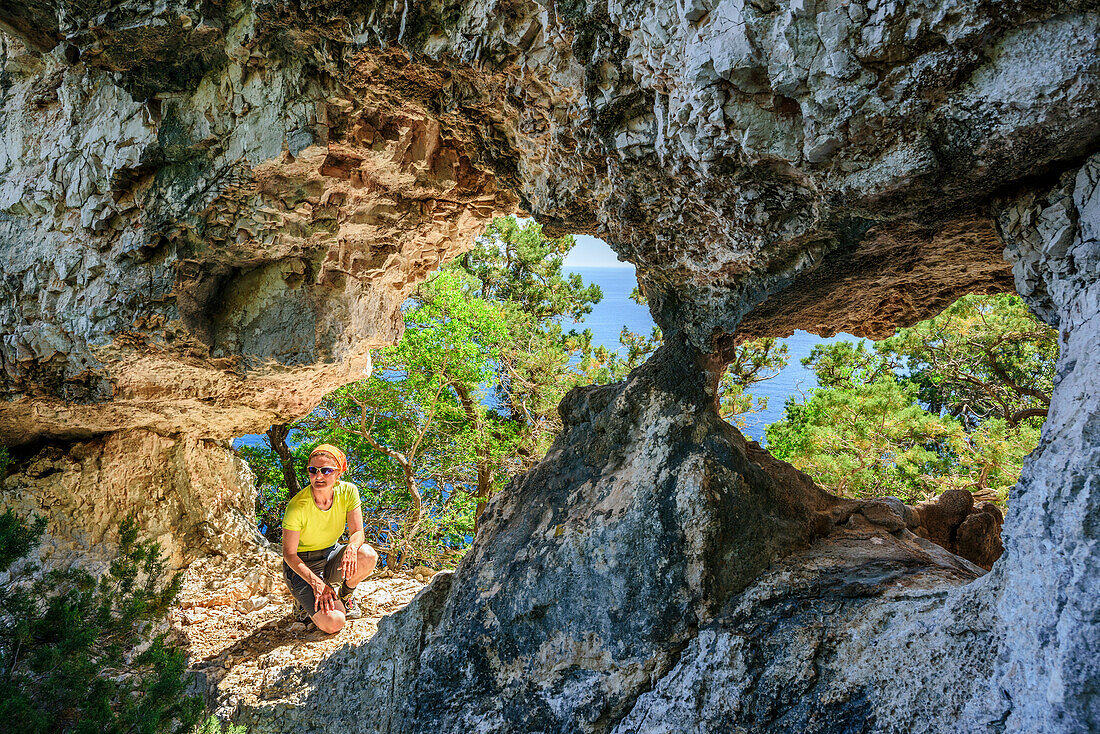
[358,544,378,567]
[312,610,346,634]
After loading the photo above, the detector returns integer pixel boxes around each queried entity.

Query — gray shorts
[282,544,347,616]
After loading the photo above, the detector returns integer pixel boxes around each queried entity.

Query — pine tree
[0,510,204,733]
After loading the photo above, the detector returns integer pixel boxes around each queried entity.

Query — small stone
[976,501,1004,525]
[236,595,268,614]
[937,489,974,528]
[956,512,1004,571]
[859,498,907,531]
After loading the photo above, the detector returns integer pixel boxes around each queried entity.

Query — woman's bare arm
[341,506,366,578]
[283,529,337,612]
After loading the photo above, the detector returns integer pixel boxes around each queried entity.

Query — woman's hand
[341,544,359,580]
[312,579,338,613]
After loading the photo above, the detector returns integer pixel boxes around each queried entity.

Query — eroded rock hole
[713,292,1056,572]
[226,216,642,633]
[0,0,1095,723]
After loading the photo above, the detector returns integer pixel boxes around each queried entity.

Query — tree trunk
[453,383,494,534]
[265,424,301,495]
[404,465,423,527]
[390,468,423,572]
[475,463,492,530]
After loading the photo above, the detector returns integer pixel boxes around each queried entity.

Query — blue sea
[566,266,863,443]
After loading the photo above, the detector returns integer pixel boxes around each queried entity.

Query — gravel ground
[169,564,432,719]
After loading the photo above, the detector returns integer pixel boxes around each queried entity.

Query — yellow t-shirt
[282,481,362,552]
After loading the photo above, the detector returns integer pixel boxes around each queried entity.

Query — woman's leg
[311,605,346,634]
[323,543,379,589]
[283,561,317,618]
[285,551,348,633]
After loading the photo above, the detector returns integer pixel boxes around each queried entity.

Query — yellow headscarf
[308,444,347,472]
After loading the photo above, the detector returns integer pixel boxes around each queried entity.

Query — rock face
[978,154,1100,732]
[0,27,515,445]
[1,0,1099,732]
[909,488,1004,571]
[5,1,1096,441]
[0,430,272,568]
[613,523,995,734]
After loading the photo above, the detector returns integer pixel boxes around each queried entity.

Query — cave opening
[230,218,1060,632]
[228,216,653,623]
[1,0,1096,723]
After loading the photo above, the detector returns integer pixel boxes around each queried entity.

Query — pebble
[236,595,270,614]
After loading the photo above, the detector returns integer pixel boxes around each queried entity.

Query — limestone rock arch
[1,0,1097,731]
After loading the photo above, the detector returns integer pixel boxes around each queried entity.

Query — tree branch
[265,424,301,495]
[987,355,1052,406]
[351,395,409,469]
[1009,407,1049,426]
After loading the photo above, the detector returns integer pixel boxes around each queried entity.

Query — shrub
[0,510,204,733]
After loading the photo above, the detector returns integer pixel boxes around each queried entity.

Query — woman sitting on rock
[282,444,378,633]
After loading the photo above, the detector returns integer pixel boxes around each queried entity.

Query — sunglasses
[307,466,338,475]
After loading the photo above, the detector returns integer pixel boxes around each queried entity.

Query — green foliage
[575,325,661,384]
[0,511,203,734]
[719,337,790,428]
[766,378,962,501]
[937,417,1041,499]
[768,294,1053,502]
[240,441,296,541]
[462,216,602,322]
[803,340,893,390]
[194,715,247,734]
[0,506,46,573]
[243,217,608,569]
[878,293,1056,428]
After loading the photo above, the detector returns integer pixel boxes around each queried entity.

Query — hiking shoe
[342,594,363,620]
[291,597,312,625]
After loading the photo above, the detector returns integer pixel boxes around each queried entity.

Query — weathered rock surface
[0,429,285,641]
[0,430,265,568]
[909,488,1004,571]
[233,151,1094,734]
[0,26,515,444]
[4,2,1097,444]
[173,570,430,725]
[973,152,1100,733]
[1,0,1098,732]
[613,519,994,733]
[234,339,992,732]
